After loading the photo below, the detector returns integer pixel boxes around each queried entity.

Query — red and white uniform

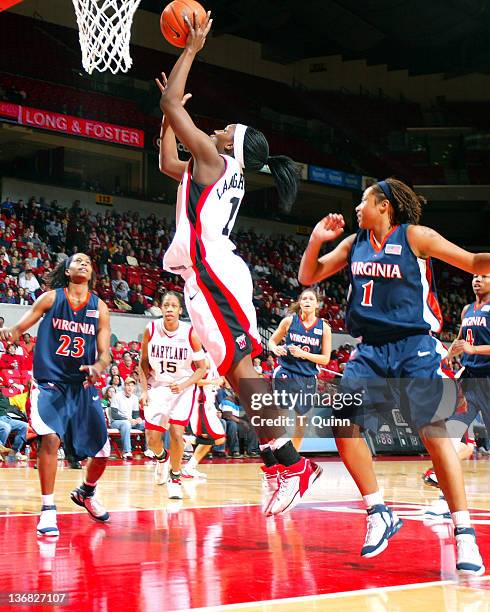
[144,319,199,431]
[190,354,225,441]
[163,155,262,376]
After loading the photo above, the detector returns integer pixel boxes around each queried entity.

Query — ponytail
[242,127,299,213]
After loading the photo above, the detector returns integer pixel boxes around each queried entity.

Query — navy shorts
[340,334,458,431]
[31,381,109,460]
[272,366,318,416]
[449,368,490,428]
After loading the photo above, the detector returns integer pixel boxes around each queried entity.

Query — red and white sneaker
[422,468,439,489]
[261,464,281,515]
[268,458,322,515]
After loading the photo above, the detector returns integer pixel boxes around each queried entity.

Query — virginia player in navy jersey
[268,289,331,450]
[155,13,321,517]
[299,177,490,575]
[0,254,111,537]
[423,273,490,518]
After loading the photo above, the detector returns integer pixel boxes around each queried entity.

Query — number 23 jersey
[33,288,99,383]
[146,319,195,386]
[163,155,244,272]
[346,224,443,344]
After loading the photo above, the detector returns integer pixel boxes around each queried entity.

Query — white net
[72,0,142,75]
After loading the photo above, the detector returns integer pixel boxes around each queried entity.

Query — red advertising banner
[0,102,20,119]
[0,102,144,148]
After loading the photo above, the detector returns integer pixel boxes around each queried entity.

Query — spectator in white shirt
[18,269,40,301]
[109,377,144,459]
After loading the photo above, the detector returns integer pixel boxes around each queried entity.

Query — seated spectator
[109,377,145,459]
[18,269,40,301]
[146,297,161,317]
[261,354,277,376]
[118,351,135,380]
[0,343,23,372]
[111,341,125,361]
[101,385,116,410]
[17,287,32,306]
[0,393,28,460]
[111,270,129,301]
[131,293,148,315]
[253,357,263,374]
[109,363,120,377]
[105,374,122,394]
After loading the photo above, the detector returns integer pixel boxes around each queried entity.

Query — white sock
[41,494,55,507]
[452,510,471,530]
[363,491,384,509]
[187,456,197,469]
[269,438,290,451]
[259,443,271,451]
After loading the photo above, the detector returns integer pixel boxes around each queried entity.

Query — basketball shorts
[189,386,225,444]
[30,381,110,459]
[272,366,318,416]
[339,334,459,431]
[144,383,197,432]
[448,368,490,428]
[181,252,262,376]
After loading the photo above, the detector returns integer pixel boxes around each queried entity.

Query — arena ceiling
[141,0,490,75]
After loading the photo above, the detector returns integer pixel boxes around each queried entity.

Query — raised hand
[183,10,212,54]
[311,213,345,244]
[155,72,192,113]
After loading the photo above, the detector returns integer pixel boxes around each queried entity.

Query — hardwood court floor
[0,455,489,611]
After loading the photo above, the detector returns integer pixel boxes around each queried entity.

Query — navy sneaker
[361,504,403,558]
[455,527,485,576]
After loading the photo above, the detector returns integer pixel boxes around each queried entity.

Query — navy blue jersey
[278,314,324,376]
[461,301,490,374]
[346,224,443,344]
[33,288,100,383]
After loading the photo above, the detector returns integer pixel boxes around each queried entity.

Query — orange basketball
[160,0,207,48]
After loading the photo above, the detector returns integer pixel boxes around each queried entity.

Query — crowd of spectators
[0,192,474,339]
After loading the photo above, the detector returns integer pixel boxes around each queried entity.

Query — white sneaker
[261,464,281,515]
[182,465,208,479]
[15,452,28,461]
[57,448,65,460]
[167,473,183,499]
[154,457,170,485]
[455,527,485,576]
[70,487,110,522]
[144,449,155,459]
[37,505,59,537]
[268,458,322,515]
[361,504,404,558]
[424,496,451,522]
[122,452,133,460]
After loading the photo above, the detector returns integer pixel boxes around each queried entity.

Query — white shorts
[182,252,262,375]
[189,386,226,441]
[144,383,197,432]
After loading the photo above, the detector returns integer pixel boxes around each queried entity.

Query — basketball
[160,0,207,48]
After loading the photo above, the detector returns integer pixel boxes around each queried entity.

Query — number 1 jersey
[346,224,443,343]
[33,288,100,383]
[163,155,244,273]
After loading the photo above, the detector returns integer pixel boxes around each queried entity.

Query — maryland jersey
[461,301,490,374]
[278,314,324,376]
[33,288,99,383]
[146,319,195,386]
[163,155,244,273]
[346,224,443,343]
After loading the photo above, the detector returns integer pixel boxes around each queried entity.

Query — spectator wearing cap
[109,376,144,459]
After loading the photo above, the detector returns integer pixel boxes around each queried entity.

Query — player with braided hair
[300,177,490,574]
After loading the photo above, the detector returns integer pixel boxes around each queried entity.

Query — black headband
[377,180,394,204]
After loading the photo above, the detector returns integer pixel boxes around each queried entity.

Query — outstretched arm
[298,214,354,285]
[156,72,191,181]
[408,225,490,274]
[159,13,223,184]
[0,291,55,343]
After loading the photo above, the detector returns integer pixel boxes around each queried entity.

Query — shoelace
[457,536,480,561]
[365,511,387,540]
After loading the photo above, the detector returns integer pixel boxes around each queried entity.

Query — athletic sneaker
[182,465,208,479]
[70,487,110,522]
[423,495,451,521]
[261,464,281,515]
[268,458,322,515]
[455,527,485,576]
[167,472,183,500]
[361,504,404,558]
[154,452,170,485]
[37,505,59,537]
[144,449,155,459]
[422,468,439,489]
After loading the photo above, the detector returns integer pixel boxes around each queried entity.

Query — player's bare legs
[227,355,322,515]
[85,457,108,484]
[146,429,165,457]
[146,429,169,486]
[38,434,61,495]
[167,423,185,499]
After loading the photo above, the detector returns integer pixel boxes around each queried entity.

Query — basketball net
[72,0,142,75]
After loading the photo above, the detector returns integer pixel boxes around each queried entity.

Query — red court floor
[1,499,489,611]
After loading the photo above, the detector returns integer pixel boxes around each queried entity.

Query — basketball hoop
[72,0,142,75]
